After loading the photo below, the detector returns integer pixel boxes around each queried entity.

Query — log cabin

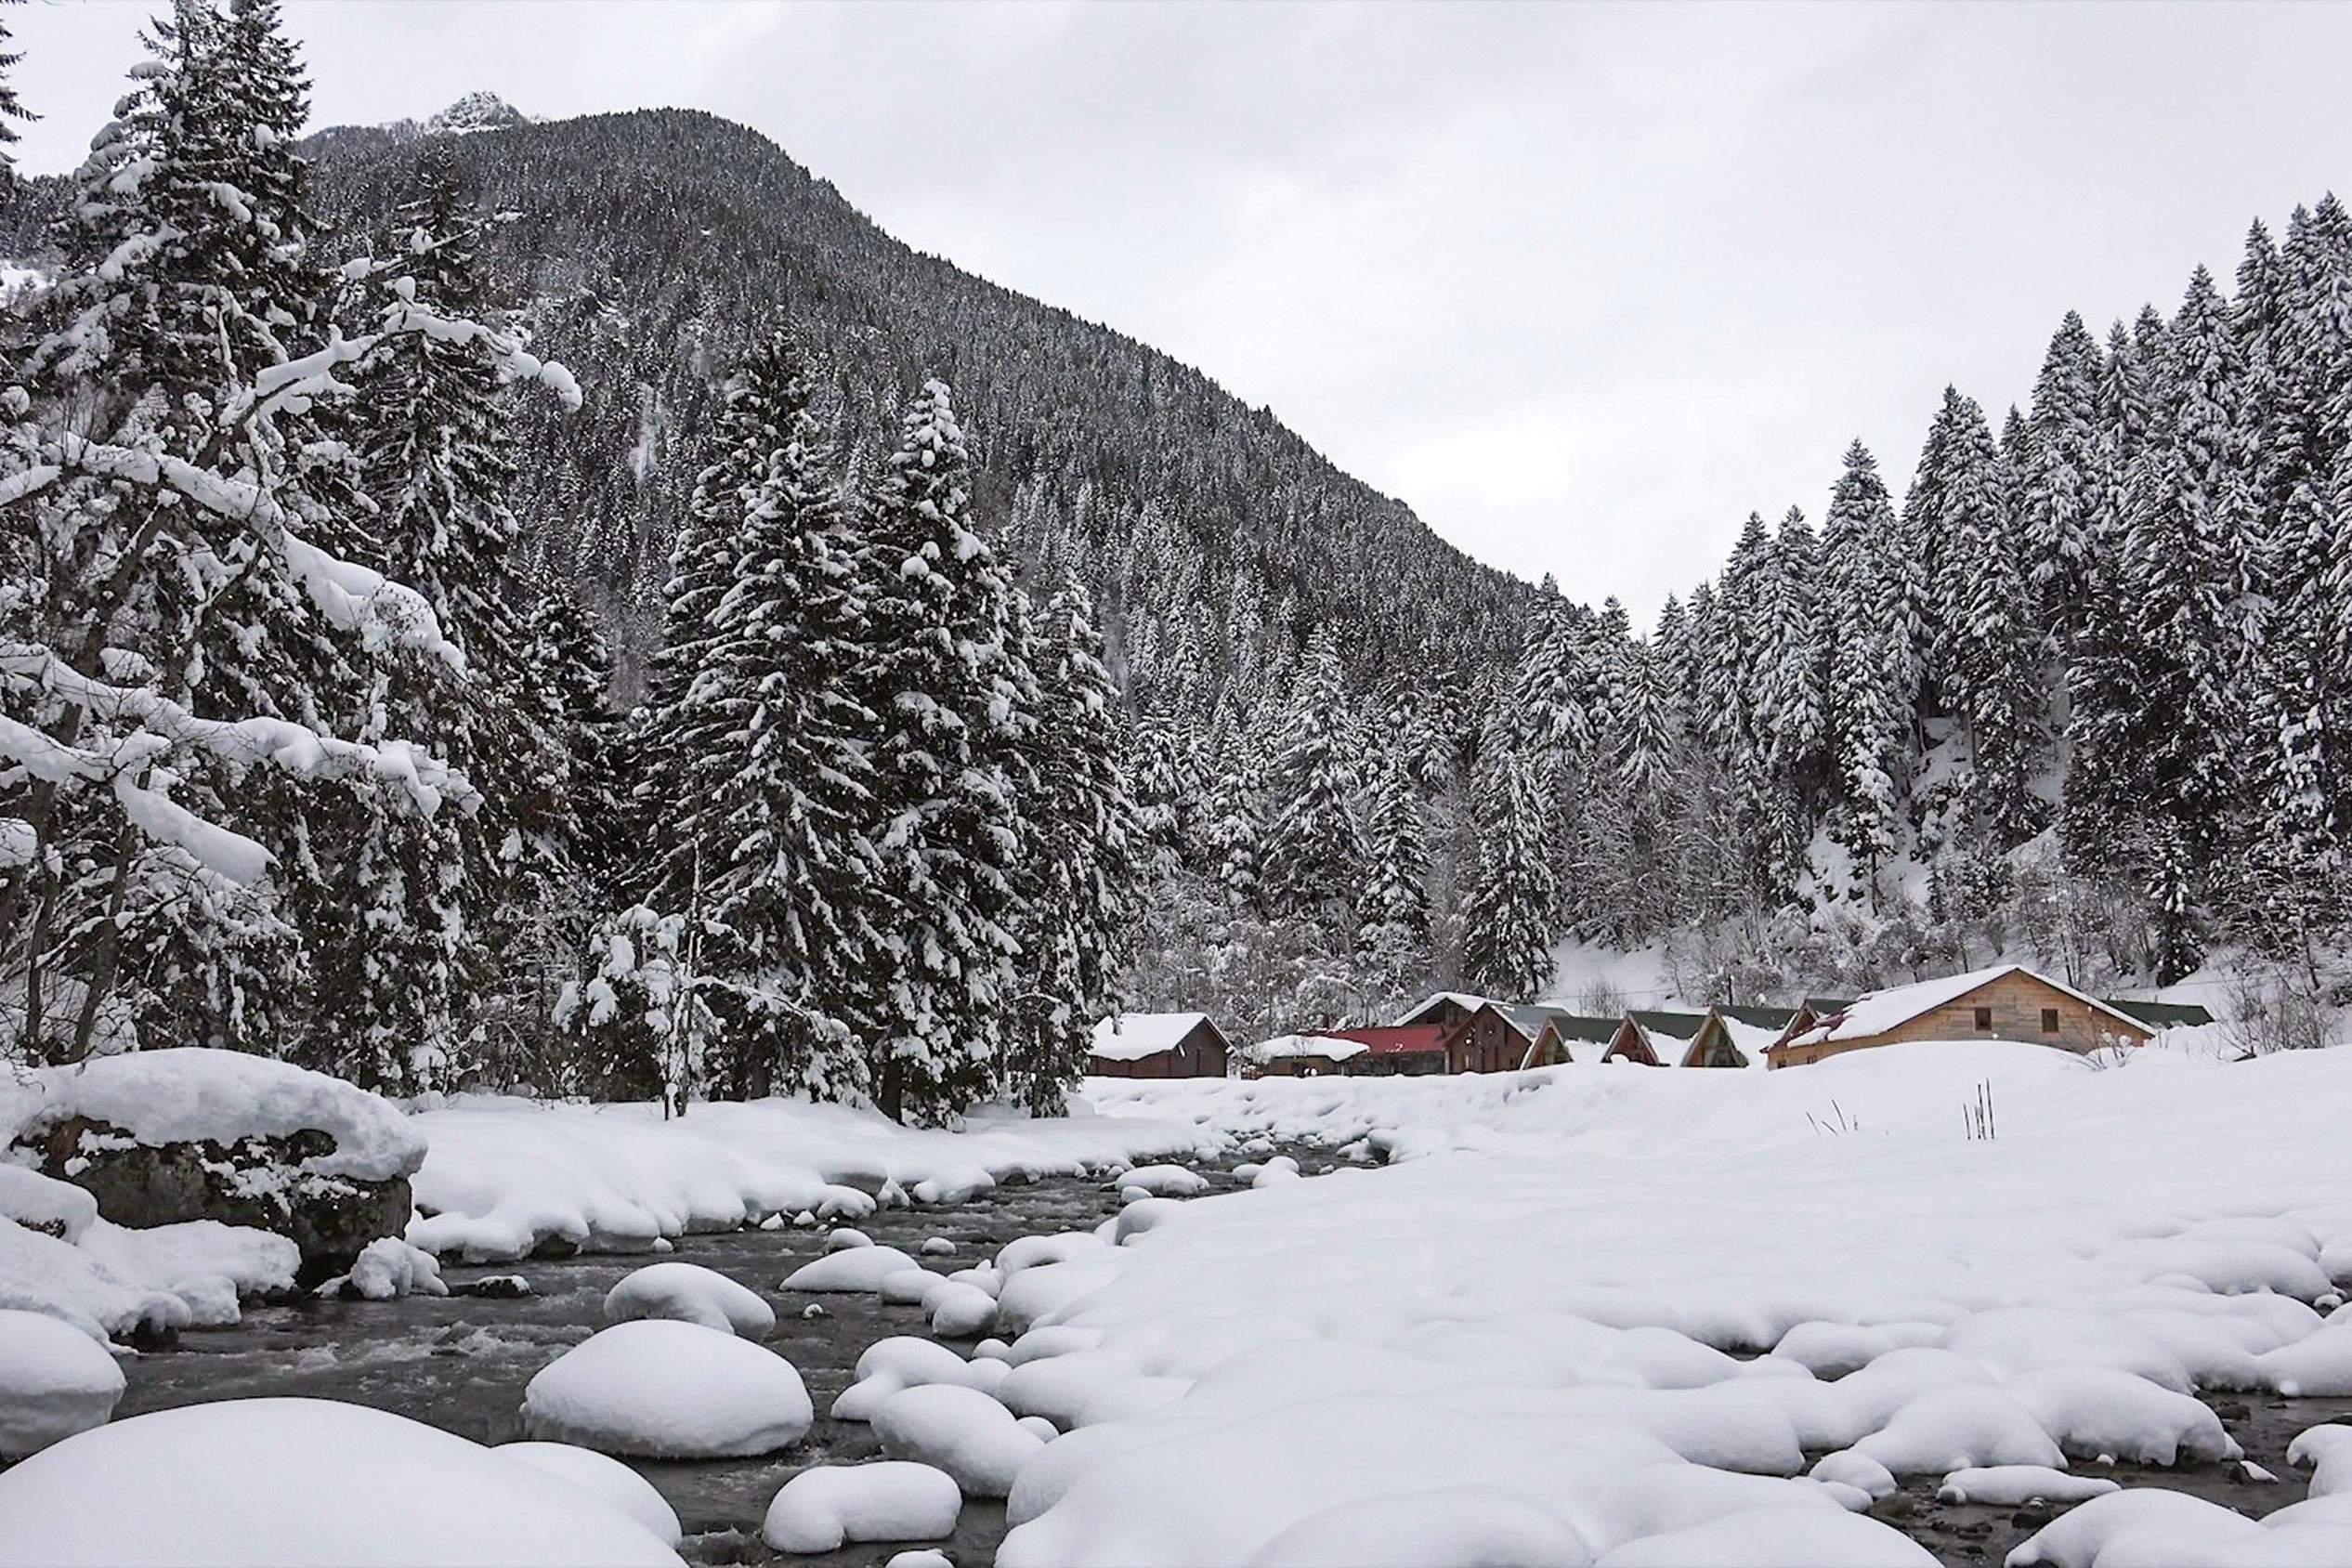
[1087,1012,1233,1078]
[1766,964,2153,1067]
[1605,1010,1708,1065]
[1680,1005,1800,1067]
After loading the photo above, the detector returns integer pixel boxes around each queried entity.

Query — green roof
[1717,1005,1799,1028]
[2100,999,2215,1027]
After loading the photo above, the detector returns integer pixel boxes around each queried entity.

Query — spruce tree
[856,378,1025,1121]
[1461,741,1557,1001]
[1260,627,1365,918]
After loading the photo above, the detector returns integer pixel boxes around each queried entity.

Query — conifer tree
[856,378,1026,1121]
[1461,741,1557,1001]
[1356,748,1429,955]
[1260,627,1365,918]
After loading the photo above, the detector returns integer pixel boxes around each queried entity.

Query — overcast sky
[14,1,2352,620]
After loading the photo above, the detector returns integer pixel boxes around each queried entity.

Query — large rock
[30,1119,408,1287]
[6,1050,425,1287]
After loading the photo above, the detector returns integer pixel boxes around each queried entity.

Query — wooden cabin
[1444,1001,1617,1072]
[1605,1010,1707,1065]
[1392,992,1491,1031]
[1327,1026,1452,1077]
[1246,1033,1366,1078]
[1680,1005,1800,1068]
[1088,1012,1233,1078]
[1768,964,2154,1068]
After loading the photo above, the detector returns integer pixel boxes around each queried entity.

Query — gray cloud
[15,1,2352,621]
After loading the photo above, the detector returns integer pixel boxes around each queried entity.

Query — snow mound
[1594,1505,1937,1566]
[784,1246,921,1293]
[3,1048,423,1182]
[0,1215,187,1342]
[495,1441,682,1546]
[521,1319,812,1457]
[320,1237,446,1300]
[0,1396,681,1565]
[761,1461,962,1553]
[1936,1466,2118,1506]
[2290,1423,2352,1497]
[0,1308,124,1457]
[1108,1163,1207,1197]
[604,1261,775,1338]
[870,1382,1046,1498]
[0,1166,98,1242]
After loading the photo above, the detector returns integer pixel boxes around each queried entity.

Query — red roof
[1311,1026,1452,1057]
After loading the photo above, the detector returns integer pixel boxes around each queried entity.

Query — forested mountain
[7,5,2350,1104]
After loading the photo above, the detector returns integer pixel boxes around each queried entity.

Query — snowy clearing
[988,1041,2352,1563]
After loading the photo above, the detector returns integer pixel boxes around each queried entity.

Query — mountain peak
[425,92,530,135]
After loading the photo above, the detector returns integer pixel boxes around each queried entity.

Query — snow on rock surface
[1935,1465,2119,1506]
[0,1396,681,1566]
[319,1236,445,1300]
[761,1461,962,1553]
[869,1381,1046,1497]
[0,1048,423,1182]
[1107,1163,1207,1197]
[494,1441,683,1546]
[0,1214,188,1341]
[604,1261,775,1338]
[407,1094,1208,1261]
[0,1308,124,1457]
[2290,1423,2352,1496]
[521,1319,812,1457]
[0,1165,98,1241]
[994,1043,2352,1564]
[785,1247,922,1293]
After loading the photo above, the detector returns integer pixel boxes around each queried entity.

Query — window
[2040,1008,2059,1035]
[1972,1006,1993,1031]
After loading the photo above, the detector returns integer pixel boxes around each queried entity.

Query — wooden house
[1325,1026,1452,1077]
[1680,1005,1800,1068]
[1246,1033,1367,1078]
[1767,964,2153,1068]
[1392,992,1491,1031]
[1605,1010,1707,1065]
[1444,1002,1616,1072]
[1088,1012,1233,1078]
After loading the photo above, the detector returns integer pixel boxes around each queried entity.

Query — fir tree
[1461,741,1557,1001]
[1260,627,1365,918]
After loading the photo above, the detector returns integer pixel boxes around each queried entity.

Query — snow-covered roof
[1391,992,1488,1027]
[1782,964,2149,1050]
[1707,1013,1785,1068]
[1090,1012,1214,1062]
[1248,1033,1369,1063]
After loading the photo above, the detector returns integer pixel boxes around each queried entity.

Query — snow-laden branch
[0,642,479,886]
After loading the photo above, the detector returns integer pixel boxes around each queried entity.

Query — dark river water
[104,1153,2348,1568]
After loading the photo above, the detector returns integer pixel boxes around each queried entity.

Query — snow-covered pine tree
[0,6,31,178]
[856,378,1026,1121]
[1460,738,1557,1002]
[1356,745,1429,956]
[2020,313,2107,648]
[630,331,881,1101]
[1819,441,1906,895]
[1260,626,1366,920]
[1003,576,1143,1112]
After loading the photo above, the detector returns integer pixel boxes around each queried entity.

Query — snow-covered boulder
[0,1308,124,1457]
[0,1215,188,1343]
[870,1382,1047,1498]
[521,1319,813,1457]
[6,1050,425,1286]
[1105,1164,1207,1198]
[0,1166,98,1242]
[762,1461,962,1553]
[784,1245,921,1293]
[0,1397,681,1566]
[604,1261,775,1338]
[495,1442,683,1547]
[318,1237,446,1301]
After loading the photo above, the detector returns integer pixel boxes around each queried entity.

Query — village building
[1680,1005,1800,1068]
[2103,998,2216,1029]
[1245,1033,1370,1078]
[1087,1012,1233,1078]
[1767,964,2155,1067]
[1443,1001,1616,1072]
[1605,1010,1708,1065]
[1323,1026,1454,1077]
[1391,992,1490,1031]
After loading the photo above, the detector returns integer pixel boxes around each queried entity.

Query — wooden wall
[1773,972,2151,1067]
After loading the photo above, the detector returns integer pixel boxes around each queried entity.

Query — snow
[785,1246,924,1293]
[761,1461,962,1553]
[0,1215,188,1342]
[2290,1423,2352,1497]
[1108,1163,1207,1196]
[1390,990,1489,1026]
[604,1261,775,1338]
[78,1217,301,1324]
[520,1319,813,1457]
[870,1381,1047,1497]
[992,1042,2352,1564]
[2,1048,424,1183]
[1244,1032,1368,1065]
[320,1236,446,1300]
[0,1308,124,1457]
[0,1397,682,1565]
[0,1164,98,1242]
[1936,1465,2119,1506]
[406,1093,1209,1261]
[494,1442,683,1546]
[1088,1012,1209,1063]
